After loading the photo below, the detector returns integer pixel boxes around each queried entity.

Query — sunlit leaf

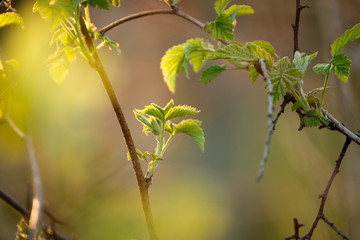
[248,64,259,83]
[174,119,205,151]
[136,104,164,120]
[207,42,253,66]
[0,12,23,28]
[109,0,120,7]
[331,23,360,56]
[48,46,77,84]
[223,5,254,17]
[160,44,186,93]
[214,0,230,14]
[15,218,28,240]
[185,38,214,72]
[33,0,75,27]
[199,64,226,83]
[205,14,235,41]
[253,40,279,59]
[83,0,110,10]
[165,105,200,121]
[163,99,174,115]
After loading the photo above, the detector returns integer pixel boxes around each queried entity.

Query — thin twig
[80,17,158,240]
[292,0,310,53]
[0,189,71,240]
[285,218,305,240]
[25,135,44,240]
[299,137,352,240]
[257,59,274,181]
[272,93,293,130]
[320,215,351,240]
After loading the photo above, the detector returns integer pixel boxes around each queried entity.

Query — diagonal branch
[299,137,352,239]
[0,189,71,240]
[80,17,158,240]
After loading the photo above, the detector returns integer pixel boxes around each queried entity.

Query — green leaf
[329,54,352,82]
[207,42,253,66]
[223,5,254,17]
[163,99,174,115]
[253,40,279,59]
[199,65,226,83]
[293,51,318,73]
[248,64,259,83]
[97,35,121,55]
[33,0,75,27]
[304,110,329,127]
[270,57,303,103]
[84,0,110,10]
[134,112,152,128]
[331,23,360,56]
[185,38,214,72]
[174,119,205,151]
[48,46,77,84]
[160,44,186,93]
[0,12,23,28]
[205,13,235,41]
[165,105,200,121]
[313,63,330,75]
[246,42,274,67]
[214,0,230,14]
[136,104,164,120]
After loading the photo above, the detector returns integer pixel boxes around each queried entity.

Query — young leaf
[134,112,152,128]
[293,51,318,73]
[329,54,352,82]
[33,0,75,27]
[185,38,214,72]
[270,57,303,103]
[248,64,259,83]
[246,42,273,67]
[136,104,164,120]
[304,110,329,127]
[214,0,231,14]
[199,65,226,83]
[313,63,330,75]
[174,119,205,151]
[0,12,23,28]
[207,42,254,66]
[109,0,120,7]
[205,14,235,41]
[48,46,77,84]
[163,99,174,115]
[160,44,186,93]
[223,5,254,17]
[253,40,279,59]
[165,105,200,121]
[331,23,360,56]
[15,218,28,240]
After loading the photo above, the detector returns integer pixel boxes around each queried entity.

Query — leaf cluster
[205,0,254,41]
[134,100,204,179]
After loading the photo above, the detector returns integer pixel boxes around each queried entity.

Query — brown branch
[285,218,305,240]
[0,189,71,240]
[299,137,352,240]
[80,17,158,240]
[320,215,351,240]
[292,0,310,53]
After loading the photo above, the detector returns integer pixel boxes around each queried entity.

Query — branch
[0,189,71,240]
[257,59,274,181]
[292,0,310,53]
[299,137,352,240]
[285,218,305,240]
[320,215,351,240]
[80,17,158,240]
[25,135,44,240]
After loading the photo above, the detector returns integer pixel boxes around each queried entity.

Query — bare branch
[257,59,274,181]
[0,189,71,240]
[299,137,352,239]
[320,215,351,240]
[25,135,44,240]
[80,17,158,240]
[285,218,305,240]
[292,0,310,53]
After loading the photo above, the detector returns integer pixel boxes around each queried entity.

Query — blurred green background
[1,0,360,239]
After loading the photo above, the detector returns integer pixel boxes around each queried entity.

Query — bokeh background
[1,0,360,239]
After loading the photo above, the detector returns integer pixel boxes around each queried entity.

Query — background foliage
[0,0,360,239]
